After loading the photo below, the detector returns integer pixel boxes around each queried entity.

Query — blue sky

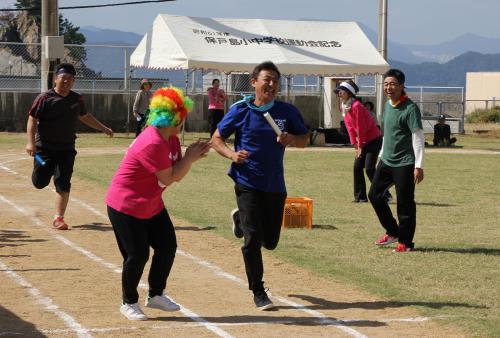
[1,0,499,45]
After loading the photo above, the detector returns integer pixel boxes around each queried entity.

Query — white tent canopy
[131,14,389,76]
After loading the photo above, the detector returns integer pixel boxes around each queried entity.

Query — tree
[59,16,86,45]
[15,0,86,44]
[15,0,40,22]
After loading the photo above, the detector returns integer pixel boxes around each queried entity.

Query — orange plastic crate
[282,197,313,229]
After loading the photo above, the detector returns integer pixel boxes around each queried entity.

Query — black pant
[208,109,224,137]
[234,184,287,293]
[107,206,177,304]
[32,148,76,193]
[353,137,382,200]
[433,136,457,146]
[368,162,416,248]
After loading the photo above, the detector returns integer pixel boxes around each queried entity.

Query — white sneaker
[120,303,148,321]
[145,294,180,312]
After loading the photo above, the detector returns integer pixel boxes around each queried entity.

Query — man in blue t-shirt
[211,61,309,311]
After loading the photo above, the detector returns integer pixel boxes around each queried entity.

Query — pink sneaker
[393,243,413,252]
[52,216,68,230]
[375,234,398,246]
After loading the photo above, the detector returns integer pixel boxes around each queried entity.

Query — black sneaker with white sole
[253,290,274,311]
[231,209,243,238]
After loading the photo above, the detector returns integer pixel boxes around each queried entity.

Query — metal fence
[1,41,476,131]
[466,99,500,114]
[0,41,325,95]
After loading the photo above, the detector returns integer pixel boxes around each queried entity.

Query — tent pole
[182,69,190,145]
[376,0,388,124]
[225,72,229,113]
[318,76,324,128]
[286,75,291,101]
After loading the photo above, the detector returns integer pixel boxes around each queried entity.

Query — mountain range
[357,23,500,64]
[79,25,500,87]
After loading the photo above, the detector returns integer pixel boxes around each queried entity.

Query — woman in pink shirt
[207,79,227,136]
[335,80,384,203]
[106,87,210,321]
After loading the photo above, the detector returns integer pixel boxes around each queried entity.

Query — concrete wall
[0,92,322,132]
[466,72,500,113]
[0,91,133,132]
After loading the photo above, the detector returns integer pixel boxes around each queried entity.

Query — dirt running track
[0,147,465,338]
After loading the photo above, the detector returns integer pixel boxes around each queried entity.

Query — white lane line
[271,295,368,337]
[36,320,294,335]
[176,250,369,338]
[0,332,23,336]
[0,159,110,221]
[3,316,434,337]
[378,316,431,322]
[180,246,370,338]
[69,197,107,219]
[1,161,370,337]
[177,250,246,284]
[0,164,18,175]
[0,158,29,165]
[0,194,234,338]
[54,234,123,274]
[0,260,92,338]
[2,157,427,337]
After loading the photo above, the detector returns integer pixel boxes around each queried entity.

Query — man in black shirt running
[26,63,113,230]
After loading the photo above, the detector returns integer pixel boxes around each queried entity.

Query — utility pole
[376,0,388,124]
[41,0,60,91]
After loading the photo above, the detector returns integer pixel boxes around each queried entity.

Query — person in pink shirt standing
[207,79,227,136]
[335,80,387,203]
[106,87,210,321]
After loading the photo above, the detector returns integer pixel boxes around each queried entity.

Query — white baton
[263,112,282,136]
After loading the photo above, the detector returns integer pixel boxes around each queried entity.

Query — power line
[0,0,175,11]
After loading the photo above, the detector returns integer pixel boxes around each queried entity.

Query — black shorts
[32,148,77,193]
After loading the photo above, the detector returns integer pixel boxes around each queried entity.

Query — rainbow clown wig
[146,87,193,128]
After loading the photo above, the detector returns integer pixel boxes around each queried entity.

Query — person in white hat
[334,79,387,203]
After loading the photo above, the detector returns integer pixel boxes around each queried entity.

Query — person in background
[369,69,425,253]
[335,80,388,203]
[433,114,457,146]
[133,79,153,137]
[26,62,113,230]
[211,61,309,311]
[106,87,210,321]
[207,79,227,137]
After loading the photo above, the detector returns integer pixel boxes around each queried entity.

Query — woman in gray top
[133,79,153,137]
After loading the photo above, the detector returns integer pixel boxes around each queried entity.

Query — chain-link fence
[0,42,360,97]
[359,84,466,132]
[0,41,327,95]
[0,42,171,93]
[1,41,474,134]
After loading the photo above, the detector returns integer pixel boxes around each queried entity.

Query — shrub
[466,107,500,123]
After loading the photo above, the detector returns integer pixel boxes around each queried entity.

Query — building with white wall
[465,72,500,113]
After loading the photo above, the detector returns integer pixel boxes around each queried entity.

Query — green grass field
[2,130,499,337]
